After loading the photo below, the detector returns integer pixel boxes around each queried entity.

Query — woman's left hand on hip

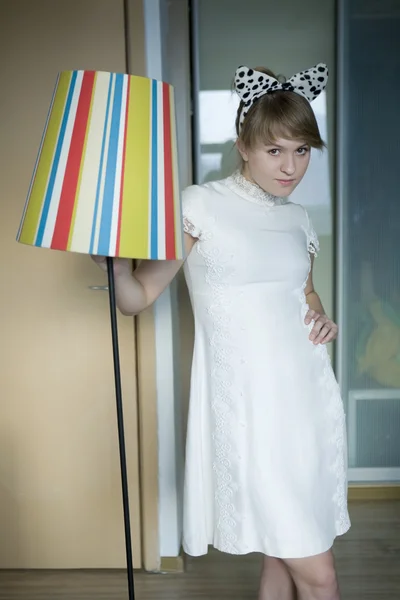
[305,310,338,345]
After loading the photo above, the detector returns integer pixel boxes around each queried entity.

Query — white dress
[181,171,351,560]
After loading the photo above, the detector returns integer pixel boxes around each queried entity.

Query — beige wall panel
[0,0,142,568]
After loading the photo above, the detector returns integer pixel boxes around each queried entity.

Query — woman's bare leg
[258,555,297,600]
[283,549,340,600]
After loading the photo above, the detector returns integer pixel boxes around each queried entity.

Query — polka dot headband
[234,63,328,132]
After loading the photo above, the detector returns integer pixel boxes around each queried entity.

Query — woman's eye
[297,147,309,155]
[268,149,280,156]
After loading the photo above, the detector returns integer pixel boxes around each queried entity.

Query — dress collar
[224,170,288,207]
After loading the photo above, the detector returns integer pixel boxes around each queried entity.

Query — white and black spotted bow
[234,63,328,131]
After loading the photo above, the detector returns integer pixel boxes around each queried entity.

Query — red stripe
[51,71,96,250]
[163,83,175,259]
[116,78,130,256]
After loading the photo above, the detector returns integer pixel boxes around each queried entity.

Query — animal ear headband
[234,63,328,131]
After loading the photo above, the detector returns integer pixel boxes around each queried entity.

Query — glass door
[337,0,400,482]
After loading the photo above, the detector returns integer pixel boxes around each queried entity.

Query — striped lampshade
[17,70,184,260]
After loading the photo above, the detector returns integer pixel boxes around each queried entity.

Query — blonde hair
[235,67,325,150]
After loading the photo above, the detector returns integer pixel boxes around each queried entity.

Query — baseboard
[348,484,400,501]
[160,554,185,573]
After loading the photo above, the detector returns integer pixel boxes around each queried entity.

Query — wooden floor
[1,501,399,600]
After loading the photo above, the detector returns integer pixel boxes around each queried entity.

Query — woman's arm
[303,255,338,345]
[93,232,196,316]
[304,255,325,315]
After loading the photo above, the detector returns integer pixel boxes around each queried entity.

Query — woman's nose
[281,157,295,175]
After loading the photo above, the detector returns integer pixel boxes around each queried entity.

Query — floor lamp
[16,69,184,600]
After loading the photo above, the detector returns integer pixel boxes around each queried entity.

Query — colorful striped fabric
[17,70,184,260]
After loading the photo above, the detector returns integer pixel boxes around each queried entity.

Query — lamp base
[107,257,135,600]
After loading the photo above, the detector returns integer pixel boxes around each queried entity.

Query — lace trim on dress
[183,216,200,239]
[224,171,288,207]
[193,218,242,554]
[307,229,320,256]
[303,211,320,256]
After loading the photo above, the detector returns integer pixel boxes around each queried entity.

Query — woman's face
[238,137,311,197]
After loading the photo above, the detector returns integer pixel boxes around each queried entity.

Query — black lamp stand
[106,256,136,600]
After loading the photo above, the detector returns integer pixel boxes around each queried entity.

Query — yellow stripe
[19,72,72,245]
[67,72,97,250]
[169,87,183,259]
[119,76,150,258]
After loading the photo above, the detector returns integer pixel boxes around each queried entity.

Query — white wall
[143,0,191,559]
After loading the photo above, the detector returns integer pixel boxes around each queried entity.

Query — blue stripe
[98,73,124,256]
[89,74,114,254]
[36,71,77,246]
[17,74,61,241]
[150,80,158,259]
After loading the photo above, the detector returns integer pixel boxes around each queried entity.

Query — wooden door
[0,0,142,568]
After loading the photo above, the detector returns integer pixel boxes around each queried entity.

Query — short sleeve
[304,209,320,257]
[182,185,203,239]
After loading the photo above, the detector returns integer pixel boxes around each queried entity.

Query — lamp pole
[107,256,135,600]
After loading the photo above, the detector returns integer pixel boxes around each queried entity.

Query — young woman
[93,63,351,600]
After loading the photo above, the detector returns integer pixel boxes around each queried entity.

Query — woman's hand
[305,310,338,345]
[91,255,133,278]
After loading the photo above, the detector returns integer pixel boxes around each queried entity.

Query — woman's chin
[272,182,296,197]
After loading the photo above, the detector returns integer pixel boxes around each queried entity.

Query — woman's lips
[276,179,295,187]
